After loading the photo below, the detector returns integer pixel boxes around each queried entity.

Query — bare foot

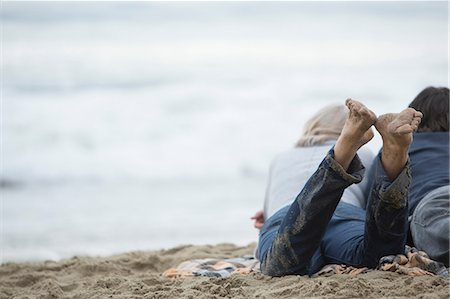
[343,98,377,147]
[375,108,423,147]
[334,99,377,170]
[375,108,423,180]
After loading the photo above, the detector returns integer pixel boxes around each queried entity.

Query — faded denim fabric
[256,148,411,276]
[411,186,450,267]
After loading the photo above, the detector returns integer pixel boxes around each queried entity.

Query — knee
[260,257,308,277]
[260,261,281,277]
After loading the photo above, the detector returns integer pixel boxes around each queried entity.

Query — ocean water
[2,2,448,263]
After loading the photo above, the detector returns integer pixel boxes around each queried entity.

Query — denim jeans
[410,186,449,267]
[256,148,411,276]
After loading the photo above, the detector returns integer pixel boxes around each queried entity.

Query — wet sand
[1,243,449,299]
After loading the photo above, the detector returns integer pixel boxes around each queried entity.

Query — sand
[1,243,449,299]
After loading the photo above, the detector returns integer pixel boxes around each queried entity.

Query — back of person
[408,132,449,215]
[264,143,334,219]
[264,144,373,219]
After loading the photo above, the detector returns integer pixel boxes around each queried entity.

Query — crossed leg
[258,100,423,276]
[260,99,375,276]
[320,108,423,269]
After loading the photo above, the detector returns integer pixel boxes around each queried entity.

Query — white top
[263,142,374,219]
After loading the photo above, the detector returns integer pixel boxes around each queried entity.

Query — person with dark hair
[406,86,449,266]
[408,86,449,132]
[252,88,449,277]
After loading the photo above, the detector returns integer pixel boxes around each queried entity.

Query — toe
[414,111,423,118]
[393,123,414,135]
[345,98,353,108]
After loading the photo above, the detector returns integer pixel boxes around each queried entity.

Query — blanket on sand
[163,246,448,278]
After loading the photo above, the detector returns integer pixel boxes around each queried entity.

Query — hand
[250,210,265,229]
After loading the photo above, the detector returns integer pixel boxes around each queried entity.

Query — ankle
[381,151,408,181]
[334,140,359,171]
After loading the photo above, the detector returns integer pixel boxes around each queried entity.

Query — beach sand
[1,243,449,299]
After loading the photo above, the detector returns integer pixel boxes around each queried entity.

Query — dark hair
[408,86,449,132]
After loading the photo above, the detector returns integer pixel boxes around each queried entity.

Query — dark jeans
[256,148,411,276]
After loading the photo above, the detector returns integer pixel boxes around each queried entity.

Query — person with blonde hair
[252,104,373,229]
[296,104,348,147]
[253,99,423,276]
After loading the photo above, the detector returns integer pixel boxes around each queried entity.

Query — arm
[251,210,265,229]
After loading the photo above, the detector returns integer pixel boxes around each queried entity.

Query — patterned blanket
[163,246,448,278]
[163,256,260,278]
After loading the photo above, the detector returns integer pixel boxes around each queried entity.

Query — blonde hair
[296,104,348,147]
